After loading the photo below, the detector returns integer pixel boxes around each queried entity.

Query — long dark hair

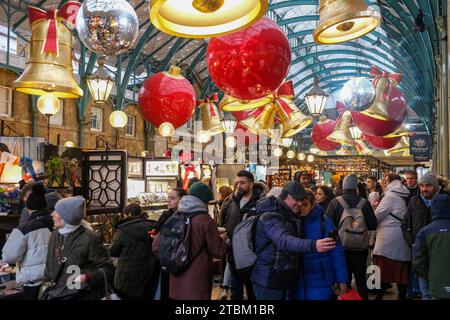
[172,187,187,198]
[317,185,335,210]
[0,143,11,153]
[357,182,368,199]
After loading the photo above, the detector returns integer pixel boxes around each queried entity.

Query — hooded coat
[413,194,450,300]
[2,209,53,286]
[373,180,411,261]
[152,195,228,300]
[109,216,157,298]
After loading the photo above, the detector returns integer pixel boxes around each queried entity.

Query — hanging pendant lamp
[150,0,268,38]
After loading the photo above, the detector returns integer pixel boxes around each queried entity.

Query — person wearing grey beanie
[402,171,447,300]
[342,174,358,190]
[43,195,114,300]
[52,196,86,236]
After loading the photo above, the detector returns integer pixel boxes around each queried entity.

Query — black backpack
[158,211,206,274]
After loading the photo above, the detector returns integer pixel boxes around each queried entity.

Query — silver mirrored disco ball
[340,77,376,112]
[76,0,139,56]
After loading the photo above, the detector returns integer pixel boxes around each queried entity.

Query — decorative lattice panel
[83,151,127,215]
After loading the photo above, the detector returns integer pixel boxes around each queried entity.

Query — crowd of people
[1,169,449,301]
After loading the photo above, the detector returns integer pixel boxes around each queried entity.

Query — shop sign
[146,160,179,176]
[128,160,143,177]
[410,135,431,162]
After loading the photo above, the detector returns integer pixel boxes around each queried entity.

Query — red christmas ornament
[352,68,407,136]
[364,134,401,150]
[138,66,195,128]
[207,17,291,101]
[312,118,341,151]
[352,112,405,137]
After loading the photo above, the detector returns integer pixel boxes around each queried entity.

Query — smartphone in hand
[328,230,338,241]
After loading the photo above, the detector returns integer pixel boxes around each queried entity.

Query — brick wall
[0,68,148,155]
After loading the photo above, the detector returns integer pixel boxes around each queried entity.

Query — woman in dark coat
[43,196,114,300]
[109,203,157,299]
[152,188,187,300]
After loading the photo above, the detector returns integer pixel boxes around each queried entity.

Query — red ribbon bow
[370,66,403,101]
[271,81,295,116]
[197,93,219,117]
[28,1,81,55]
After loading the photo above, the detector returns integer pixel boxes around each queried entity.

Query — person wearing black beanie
[26,183,48,212]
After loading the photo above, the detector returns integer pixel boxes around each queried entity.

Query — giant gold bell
[12,14,83,98]
[383,123,411,138]
[360,76,394,121]
[150,0,268,38]
[241,103,276,136]
[313,0,381,44]
[200,101,224,136]
[327,111,356,146]
[385,136,410,155]
[275,101,313,138]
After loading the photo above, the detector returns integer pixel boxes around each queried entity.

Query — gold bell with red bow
[198,93,224,136]
[361,66,403,121]
[12,2,83,98]
[327,111,356,146]
[241,103,277,136]
[384,136,410,155]
[275,100,313,138]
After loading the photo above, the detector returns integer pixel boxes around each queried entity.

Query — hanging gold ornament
[383,123,412,138]
[197,93,224,136]
[360,67,403,121]
[313,0,381,44]
[12,2,83,98]
[385,136,410,155]
[240,103,277,136]
[327,111,356,146]
[150,0,268,38]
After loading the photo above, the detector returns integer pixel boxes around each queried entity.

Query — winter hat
[418,172,439,188]
[431,193,450,218]
[45,191,62,212]
[280,181,306,201]
[343,174,358,190]
[26,183,47,211]
[189,182,213,204]
[54,196,86,225]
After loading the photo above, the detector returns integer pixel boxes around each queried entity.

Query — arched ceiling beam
[291,49,427,102]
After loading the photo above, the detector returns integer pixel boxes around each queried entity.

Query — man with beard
[405,170,419,205]
[220,170,265,300]
[401,172,446,300]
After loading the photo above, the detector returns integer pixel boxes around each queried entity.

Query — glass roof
[0,0,442,133]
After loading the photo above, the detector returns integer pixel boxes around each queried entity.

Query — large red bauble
[364,134,401,150]
[311,119,341,151]
[351,86,407,136]
[138,71,196,128]
[207,17,291,100]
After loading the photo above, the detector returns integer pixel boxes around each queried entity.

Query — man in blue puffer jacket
[291,190,348,300]
[251,182,336,300]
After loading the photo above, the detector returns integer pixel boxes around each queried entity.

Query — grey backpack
[336,197,369,250]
